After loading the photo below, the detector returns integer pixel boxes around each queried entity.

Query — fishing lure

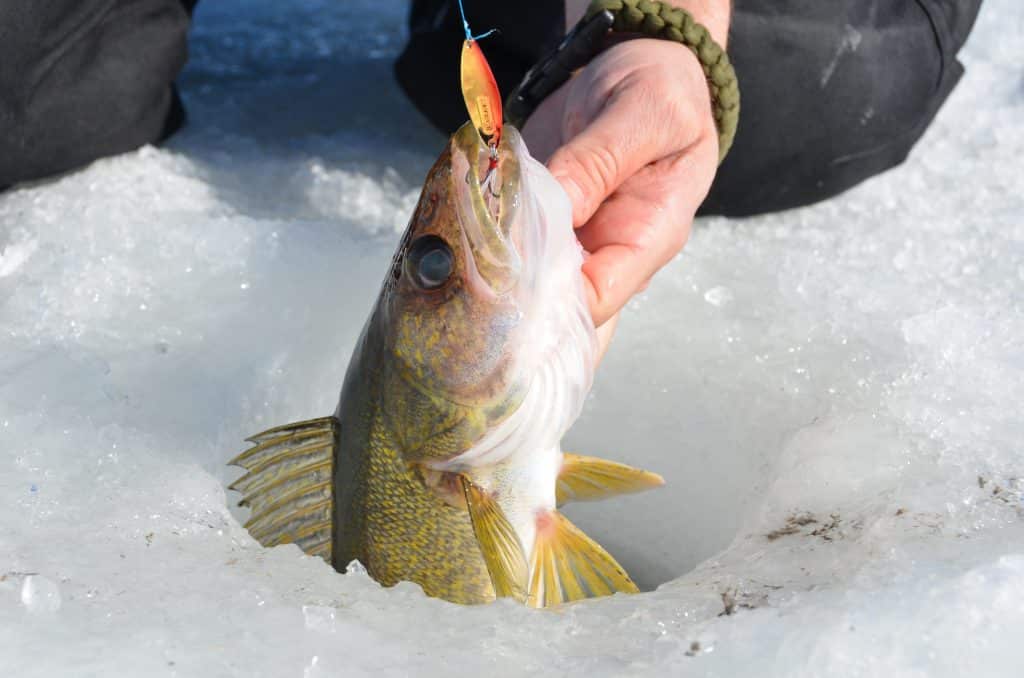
[457,0,502,176]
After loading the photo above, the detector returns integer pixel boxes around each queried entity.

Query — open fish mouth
[450,123,524,298]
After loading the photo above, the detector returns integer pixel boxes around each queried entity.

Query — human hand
[523,38,721,331]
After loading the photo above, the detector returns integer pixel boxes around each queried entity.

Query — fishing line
[456,0,497,42]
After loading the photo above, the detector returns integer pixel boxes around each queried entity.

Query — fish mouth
[450,123,523,297]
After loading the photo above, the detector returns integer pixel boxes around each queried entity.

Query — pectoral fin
[460,477,528,602]
[228,417,337,560]
[556,453,665,506]
[527,511,639,608]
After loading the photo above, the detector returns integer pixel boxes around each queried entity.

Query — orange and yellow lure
[457,0,502,173]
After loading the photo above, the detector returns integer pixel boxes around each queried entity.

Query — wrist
[670,1,731,47]
[579,0,740,162]
[604,39,718,140]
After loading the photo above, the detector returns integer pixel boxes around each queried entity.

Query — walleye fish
[229,122,663,607]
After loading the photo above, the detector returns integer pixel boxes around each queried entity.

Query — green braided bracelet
[585,0,740,163]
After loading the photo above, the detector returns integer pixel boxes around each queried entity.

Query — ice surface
[1,0,1022,675]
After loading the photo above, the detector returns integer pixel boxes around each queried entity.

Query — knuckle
[564,142,620,201]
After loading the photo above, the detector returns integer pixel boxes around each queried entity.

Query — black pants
[0,0,195,189]
[1,1,981,216]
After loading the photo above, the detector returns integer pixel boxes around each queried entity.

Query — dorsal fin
[228,417,337,560]
[556,453,664,506]
[527,510,639,608]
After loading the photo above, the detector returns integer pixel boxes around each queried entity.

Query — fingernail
[553,173,584,225]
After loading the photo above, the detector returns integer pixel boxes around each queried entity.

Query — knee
[702,0,982,216]
[0,0,191,188]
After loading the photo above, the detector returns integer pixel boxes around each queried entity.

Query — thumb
[545,88,667,228]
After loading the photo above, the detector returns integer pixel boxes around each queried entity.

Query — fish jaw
[373,123,534,462]
[449,122,522,298]
[427,126,598,472]
[375,121,595,466]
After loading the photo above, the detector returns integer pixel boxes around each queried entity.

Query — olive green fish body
[331,316,494,604]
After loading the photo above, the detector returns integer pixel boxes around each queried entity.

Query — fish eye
[405,235,454,290]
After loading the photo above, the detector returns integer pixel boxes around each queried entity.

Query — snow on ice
[1,1,1022,675]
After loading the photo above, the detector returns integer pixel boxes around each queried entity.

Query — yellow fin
[556,453,665,506]
[527,511,639,608]
[461,477,528,602]
[228,417,337,561]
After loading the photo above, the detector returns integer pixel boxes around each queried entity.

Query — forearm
[565,0,731,46]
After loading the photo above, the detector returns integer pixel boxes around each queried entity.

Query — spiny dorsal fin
[527,511,639,608]
[556,453,665,506]
[228,417,337,561]
[461,477,528,602]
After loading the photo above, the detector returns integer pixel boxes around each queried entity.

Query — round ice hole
[563,350,776,591]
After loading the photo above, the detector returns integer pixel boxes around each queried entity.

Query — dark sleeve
[918,0,984,54]
[394,0,566,135]
[0,0,191,189]
[699,0,984,216]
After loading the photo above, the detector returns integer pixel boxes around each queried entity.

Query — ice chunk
[703,285,734,307]
[21,576,61,614]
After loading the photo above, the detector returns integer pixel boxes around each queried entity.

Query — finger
[581,243,657,327]
[593,311,620,368]
[575,146,710,256]
[578,146,714,325]
[545,81,683,228]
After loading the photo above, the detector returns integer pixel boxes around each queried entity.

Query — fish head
[378,122,591,462]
